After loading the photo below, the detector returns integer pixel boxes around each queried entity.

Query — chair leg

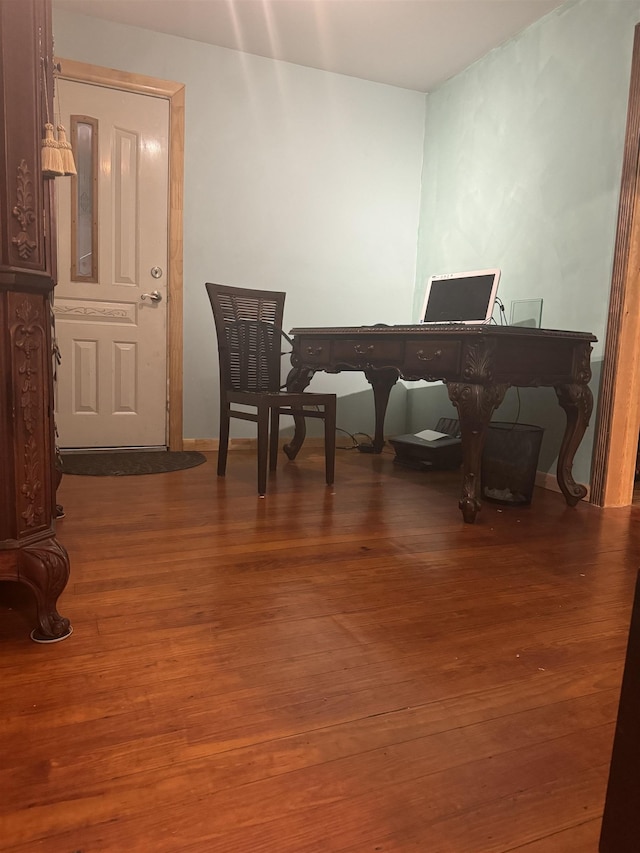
[218,400,230,477]
[257,402,269,496]
[324,399,336,486]
[269,407,279,472]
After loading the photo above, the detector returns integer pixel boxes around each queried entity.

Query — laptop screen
[420,269,501,325]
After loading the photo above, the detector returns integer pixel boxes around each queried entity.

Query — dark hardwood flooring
[1,448,637,852]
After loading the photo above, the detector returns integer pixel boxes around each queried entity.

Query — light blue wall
[54,2,636,478]
[53,9,426,441]
[411,0,640,484]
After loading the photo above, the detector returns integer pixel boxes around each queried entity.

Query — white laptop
[420,268,501,325]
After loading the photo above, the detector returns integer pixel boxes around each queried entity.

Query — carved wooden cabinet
[0,0,71,641]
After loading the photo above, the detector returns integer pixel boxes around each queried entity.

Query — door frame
[55,58,185,451]
[591,24,640,507]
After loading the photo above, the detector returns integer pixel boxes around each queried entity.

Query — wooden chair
[205,282,336,495]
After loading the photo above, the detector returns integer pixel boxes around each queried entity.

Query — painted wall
[411,0,640,484]
[53,9,426,441]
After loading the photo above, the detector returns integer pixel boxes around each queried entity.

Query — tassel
[41,122,64,177]
[56,124,77,176]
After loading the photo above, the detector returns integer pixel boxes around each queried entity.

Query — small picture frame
[510,298,543,328]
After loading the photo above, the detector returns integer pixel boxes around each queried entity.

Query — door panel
[54,80,169,448]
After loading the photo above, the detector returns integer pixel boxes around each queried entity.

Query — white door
[54,80,169,448]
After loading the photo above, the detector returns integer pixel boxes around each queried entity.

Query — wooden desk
[285,324,596,523]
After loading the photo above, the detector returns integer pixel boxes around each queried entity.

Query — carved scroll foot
[282,435,302,461]
[555,383,593,506]
[18,536,72,642]
[283,366,315,460]
[459,491,481,524]
[448,381,509,523]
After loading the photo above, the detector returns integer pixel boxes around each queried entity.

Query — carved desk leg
[18,536,72,642]
[283,365,315,460]
[555,382,593,506]
[363,367,399,452]
[447,381,508,523]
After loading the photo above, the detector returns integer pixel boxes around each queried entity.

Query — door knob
[141,290,162,303]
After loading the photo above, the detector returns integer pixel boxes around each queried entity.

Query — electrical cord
[273,400,376,452]
[335,427,375,451]
[493,296,507,325]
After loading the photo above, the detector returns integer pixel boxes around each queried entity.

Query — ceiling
[53,0,566,93]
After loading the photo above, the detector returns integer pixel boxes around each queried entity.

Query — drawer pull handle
[354,344,374,355]
[416,348,442,362]
[306,345,323,356]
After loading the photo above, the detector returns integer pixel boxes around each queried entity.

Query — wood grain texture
[0,449,635,852]
[0,0,71,641]
[591,23,640,508]
[167,83,185,451]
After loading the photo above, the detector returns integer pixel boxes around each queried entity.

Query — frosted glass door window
[71,116,98,282]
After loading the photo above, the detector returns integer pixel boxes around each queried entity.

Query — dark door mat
[61,450,207,476]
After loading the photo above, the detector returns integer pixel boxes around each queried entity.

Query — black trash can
[481,422,544,506]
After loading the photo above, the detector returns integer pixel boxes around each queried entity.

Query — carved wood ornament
[15,299,44,529]
[11,160,37,260]
[19,538,71,640]
[0,0,72,642]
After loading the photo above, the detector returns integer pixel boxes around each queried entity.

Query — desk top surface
[289,324,597,342]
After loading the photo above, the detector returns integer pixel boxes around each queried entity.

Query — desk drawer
[404,340,461,374]
[298,338,332,365]
[333,338,404,365]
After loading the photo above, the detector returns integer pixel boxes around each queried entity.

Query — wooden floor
[1,448,637,852]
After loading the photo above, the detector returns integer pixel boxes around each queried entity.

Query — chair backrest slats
[206,283,287,393]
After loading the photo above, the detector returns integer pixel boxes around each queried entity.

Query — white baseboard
[535,470,560,494]
[535,469,591,501]
[182,438,217,452]
[182,437,327,452]
[181,442,591,501]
